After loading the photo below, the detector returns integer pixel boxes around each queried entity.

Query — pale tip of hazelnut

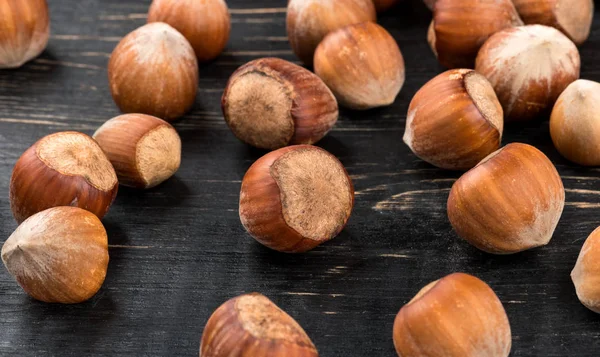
[555,0,594,45]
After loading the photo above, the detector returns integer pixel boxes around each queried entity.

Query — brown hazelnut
[286,0,376,65]
[222,58,338,150]
[200,293,319,357]
[476,25,580,122]
[404,69,503,170]
[147,0,230,62]
[572,227,600,313]
[1,207,109,304]
[93,114,181,189]
[108,22,199,121]
[10,131,118,224]
[240,145,354,253]
[0,0,49,68]
[314,22,405,110]
[428,0,523,68]
[373,0,400,12]
[550,79,600,166]
[393,273,511,357]
[448,143,565,254]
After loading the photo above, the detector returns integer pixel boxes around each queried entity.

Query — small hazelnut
[428,0,522,68]
[147,0,230,62]
[572,227,600,313]
[93,114,182,189]
[448,143,565,254]
[404,69,504,170]
[512,0,594,45]
[373,0,400,12]
[550,79,600,166]
[240,145,354,253]
[108,22,199,121]
[476,25,580,122]
[314,22,405,110]
[222,58,338,150]
[1,207,109,304]
[10,131,118,224]
[286,0,376,65]
[0,0,49,68]
[393,273,511,357]
[200,293,319,357]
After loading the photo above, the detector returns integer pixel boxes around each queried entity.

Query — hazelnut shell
[572,227,600,313]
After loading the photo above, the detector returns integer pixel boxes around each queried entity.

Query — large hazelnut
[373,0,400,12]
[550,79,600,166]
[108,22,199,121]
[572,227,600,313]
[314,22,405,110]
[476,25,580,122]
[448,143,565,254]
[428,0,522,68]
[286,0,376,65]
[200,293,319,357]
[93,114,181,189]
[1,207,109,304]
[393,273,511,357]
[222,58,338,150]
[240,145,354,253]
[10,131,118,224]
[404,69,503,170]
[512,0,594,45]
[0,0,49,68]
[147,0,230,62]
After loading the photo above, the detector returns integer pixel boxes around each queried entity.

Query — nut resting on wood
[572,227,600,313]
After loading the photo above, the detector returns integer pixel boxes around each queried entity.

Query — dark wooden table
[1,0,600,356]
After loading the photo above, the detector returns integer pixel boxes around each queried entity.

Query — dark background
[0,0,599,355]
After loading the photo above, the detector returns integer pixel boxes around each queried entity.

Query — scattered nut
[1,207,109,304]
[373,0,400,12]
[93,114,182,189]
[448,143,565,254]
[404,69,503,170]
[572,227,600,313]
[314,22,405,110]
[240,145,354,253]
[10,131,118,224]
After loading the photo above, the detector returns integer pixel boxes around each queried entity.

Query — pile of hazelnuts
[0,0,599,356]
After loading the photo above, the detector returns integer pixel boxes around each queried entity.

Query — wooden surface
[0,0,600,356]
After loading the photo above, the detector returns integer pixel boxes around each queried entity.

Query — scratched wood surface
[0,0,599,356]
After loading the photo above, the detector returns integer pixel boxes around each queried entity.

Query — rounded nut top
[572,227,600,313]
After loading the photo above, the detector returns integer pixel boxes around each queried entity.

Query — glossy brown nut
[393,273,511,357]
[239,145,354,253]
[10,131,118,224]
[1,207,109,304]
[314,22,405,110]
[200,293,319,357]
[428,0,523,68]
[404,69,503,170]
[373,0,400,12]
[147,0,230,62]
[222,58,338,150]
[108,22,199,121]
[286,0,376,65]
[448,143,565,254]
[93,114,182,189]
[476,25,580,122]
[572,227,600,313]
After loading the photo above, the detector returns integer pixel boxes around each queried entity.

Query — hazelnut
[222,58,338,150]
[10,131,118,224]
[423,0,436,10]
[428,0,523,68]
[286,0,376,65]
[1,207,109,304]
[393,273,511,357]
[147,0,230,62]
[314,22,405,110]
[108,22,199,121]
[448,143,565,254]
[512,0,594,45]
[93,114,182,189]
[200,293,319,357]
[404,69,504,170]
[572,227,600,313]
[240,145,354,253]
[0,0,49,68]
[373,0,400,12]
[476,25,580,122]
[550,79,600,166]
